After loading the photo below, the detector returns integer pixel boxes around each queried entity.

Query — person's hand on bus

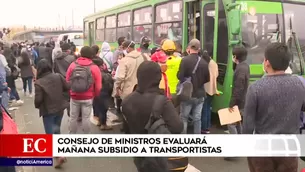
[216,90,220,96]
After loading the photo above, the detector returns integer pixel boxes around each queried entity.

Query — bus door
[89,22,94,46]
[185,0,201,42]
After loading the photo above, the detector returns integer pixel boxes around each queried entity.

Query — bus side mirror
[227,3,241,35]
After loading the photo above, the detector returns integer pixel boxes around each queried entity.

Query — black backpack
[69,62,93,93]
[145,95,171,134]
[101,70,114,94]
[140,95,188,172]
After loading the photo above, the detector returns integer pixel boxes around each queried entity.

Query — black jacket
[229,61,250,109]
[34,72,69,116]
[177,53,210,98]
[122,61,183,134]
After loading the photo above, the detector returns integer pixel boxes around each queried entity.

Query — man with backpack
[66,46,102,134]
[122,61,186,172]
[54,43,76,117]
[177,39,210,134]
[92,58,114,130]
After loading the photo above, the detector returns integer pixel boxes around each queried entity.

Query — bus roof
[84,0,154,21]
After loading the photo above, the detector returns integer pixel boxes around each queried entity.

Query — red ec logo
[23,138,47,153]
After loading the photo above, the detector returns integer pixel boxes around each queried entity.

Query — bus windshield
[71,35,83,46]
[241,13,282,64]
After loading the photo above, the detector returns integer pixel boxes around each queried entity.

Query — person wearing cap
[162,40,181,98]
[177,39,210,134]
[137,36,151,57]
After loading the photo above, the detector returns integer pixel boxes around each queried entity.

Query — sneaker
[16,100,24,104]
[112,118,123,123]
[100,125,113,130]
[28,94,33,98]
[201,129,210,134]
[93,116,99,123]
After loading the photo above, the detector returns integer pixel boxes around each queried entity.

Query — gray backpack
[176,56,201,101]
[70,62,93,93]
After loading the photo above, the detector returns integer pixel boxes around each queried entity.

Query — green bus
[83,0,305,113]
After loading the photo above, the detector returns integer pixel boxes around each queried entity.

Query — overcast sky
[0,0,131,27]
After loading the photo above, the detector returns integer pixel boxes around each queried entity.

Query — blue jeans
[1,91,9,110]
[22,77,33,94]
[201,95,213,131]
[180,97,204,134]
[42,113,63,134]
[9,87,20,100]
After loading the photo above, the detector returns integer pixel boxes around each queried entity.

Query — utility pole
[65,16,67,30]
[58,13,61,30]
[94,0,96,13]
[72,9,75,29]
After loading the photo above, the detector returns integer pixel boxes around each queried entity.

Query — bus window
[242,13,282,64]
[203,3,215,53]
[96,17,105,42]
[283,3,305,74]
[216,0,228,85]
[118,11,131,40]
[105,15,117,43]
[154,1,183,45]
[84,21,89,39]
[187,1,201,41]
[133,7,152,43]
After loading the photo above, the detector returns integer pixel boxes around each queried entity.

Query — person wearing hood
[137,36,151,58]
[122,61,184,172]
[53,43,75,77]
[99,42,114,72]
[38,43,52,66]
[52,42,62,64]
[53,43,76,117]
[115,40,147,100]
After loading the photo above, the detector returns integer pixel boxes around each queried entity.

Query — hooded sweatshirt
[99,42,114,72]
[52,43,62,63]
[115,50,145,100]
[66,57,102,100]
[53,51,75,77]
[122,61,183,134]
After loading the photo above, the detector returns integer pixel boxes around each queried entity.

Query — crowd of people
[1,34,305,172]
